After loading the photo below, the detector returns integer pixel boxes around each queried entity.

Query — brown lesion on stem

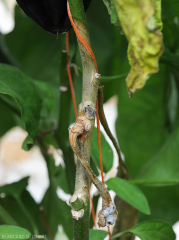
[69,114,111,206]
[69,110,116,227]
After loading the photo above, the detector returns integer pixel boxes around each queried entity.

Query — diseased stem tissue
[69,111,117,227]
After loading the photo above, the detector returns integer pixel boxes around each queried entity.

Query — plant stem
[100,73,127,82]
[68,0,99,239]
[15,196,38,235]
[0,204,18,226]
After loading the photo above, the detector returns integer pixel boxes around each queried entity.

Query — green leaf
[91,127,113,173]
[90,156,100,177]
[0,177,29,198]
[154,0,163,31]
[114,0,163,97]
[0,204,18,226]
[110,0,120,25]
[131,179,179,187]
[0,64,41,149]
[160,51,179,72]
[101,0,122,29]
[0,225,31,239]
[41,158,73,239]
[0,189,42,235]
[22,135,34,151]
[161,0,179,51]
[106,177,150,215]
[4,6,64,124]
[132,126,179,186]
[33,80,54,115]
[116,65,169,179]
[112,220,176,240]
[5,6,63,87]
[138,185,179,225]
[33,80,56,134]
[89,229,108,240]
[56,165,70,194]
[41,188,73,239]
[0,183,39,235]
[0,100,16,137]
[89,195,100,229]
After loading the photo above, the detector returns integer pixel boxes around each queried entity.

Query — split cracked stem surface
[69,116,112,209]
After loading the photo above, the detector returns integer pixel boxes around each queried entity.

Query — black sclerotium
[16,0,92,34]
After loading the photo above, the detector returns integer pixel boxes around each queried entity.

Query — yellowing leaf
[114,0,163,98]
[154,0,163,31]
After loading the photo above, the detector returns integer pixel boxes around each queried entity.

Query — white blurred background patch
[0,0,16,34]
[0,127,49,203]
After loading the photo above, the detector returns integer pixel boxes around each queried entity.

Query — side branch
[98,86,129,179]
